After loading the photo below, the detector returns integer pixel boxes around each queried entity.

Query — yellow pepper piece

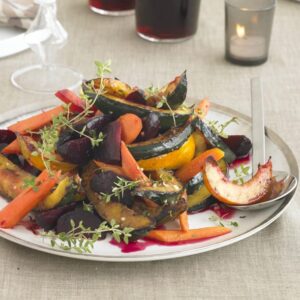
[39,177,71,210]
[138,135,196,171]
[17,135,76,173]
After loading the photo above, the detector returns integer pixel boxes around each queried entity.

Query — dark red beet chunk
[94,120,121,165]
[0,129,16,144]
[57,137,92,165]
[91,170,133,207]
[221,135,252,158]
[142,112,161,140]
[56,207,106,239]
[34,202,77,231]
[126,89,147,105]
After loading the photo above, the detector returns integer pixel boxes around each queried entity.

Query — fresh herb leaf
[207,117,238,138]
[100,177,140,203]
[23,178,39,192]
[230,221,239,227]
[42,219,133,253]
[82,201,94,213]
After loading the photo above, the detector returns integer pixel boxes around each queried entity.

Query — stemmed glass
[11,0,83,94]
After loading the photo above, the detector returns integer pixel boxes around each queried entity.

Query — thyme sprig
[207,117,238,138]
[156,96,177,127]
[100,177,140,203]
[22,178,39,192]
[42,219,134,253]
[232,164,250,184]
[30,60,112,172]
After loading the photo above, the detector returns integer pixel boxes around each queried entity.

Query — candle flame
[236,24,245,38]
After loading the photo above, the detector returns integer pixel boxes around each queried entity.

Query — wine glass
[11,0,83,94]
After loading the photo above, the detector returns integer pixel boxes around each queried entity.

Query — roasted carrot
[94,160,127,177]
[146,226,231,243]
[8,106,65,134]
[120,141,149,182]
[195,98,210,120]
[118,113,143,144]
[175,148,224,183]
[179,211,189,232]
[0,170,60,228]
[1,139,20,154]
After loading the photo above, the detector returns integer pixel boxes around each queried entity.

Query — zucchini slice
[83,90,192,130]
[81,162,155,239]
[134,170,183,206]
[195,118,236,163]
[128,120,194,160]
[186,159,227,212]
[159,71,187,109]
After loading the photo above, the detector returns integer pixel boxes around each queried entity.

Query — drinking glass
[11,0,83,94]
[89,0,135,16]
[135,0,201,42]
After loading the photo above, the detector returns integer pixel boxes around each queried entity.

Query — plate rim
[0,100,298,262]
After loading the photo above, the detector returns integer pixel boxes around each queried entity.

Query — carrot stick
[8,106,65,134]
[94,160,127,177]
[118,113,142,144]
[175,148,224,183]
[179,212,189,232]
[120,141,149,182]
[195,98,210,120]
[0,170,60,228]
[1,139,20,154]
[146,227,231,243]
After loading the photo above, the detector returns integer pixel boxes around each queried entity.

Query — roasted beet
[84,114,111,136]
[91,170,133,207]
[34,202,77,231]
[56,207,105,239]
[137,112,161,141]
[221,135,252,158]
[57,137,92,164]
[126,89,147,105]
[94,120,121,165]
[0,129,16,144]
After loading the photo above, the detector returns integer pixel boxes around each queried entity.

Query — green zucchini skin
[81,163,155,240]
[83,90,192,130]
[195,118,236,163]
[186,159,227,212]
[162,71,187,109]
[134,170,183,206]
[128,120,194,160]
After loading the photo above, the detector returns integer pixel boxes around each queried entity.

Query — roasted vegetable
[192,130,207,155]
[158,71,187,109]
[138,135,195,171]
[221,135,252,158]
[134,170,183,206]
[94,120,122,165]
[138,112,161,141]
[81,162,155,239]
[56,207,104,237]
[126,88,147,105]
[195,118,236,163]
[128,120,195,160]
[0,130,16,151]
[82,88,193,130]
[18,135,76,172]
[0,153,34,199]
[204,157,273,205]
[35,202,77,230]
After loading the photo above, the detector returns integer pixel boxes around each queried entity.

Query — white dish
[0,26,28,58]
[0,101,298,262]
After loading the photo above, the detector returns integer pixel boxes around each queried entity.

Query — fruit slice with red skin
[203,157,272,205]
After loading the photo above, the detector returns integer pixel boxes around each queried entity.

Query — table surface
[0,0,300,299]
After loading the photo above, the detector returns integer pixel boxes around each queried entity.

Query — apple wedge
[203,157,272,205]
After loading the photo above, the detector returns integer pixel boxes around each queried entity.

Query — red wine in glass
[135,0,201,42]
[89,0,135,16]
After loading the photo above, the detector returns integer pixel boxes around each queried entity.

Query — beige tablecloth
[0,0,299,299]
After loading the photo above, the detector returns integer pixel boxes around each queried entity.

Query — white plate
[0,26,28,58]
[0,101,298,262]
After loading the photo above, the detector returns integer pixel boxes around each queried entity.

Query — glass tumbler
[89,0,135,16]
[135,0,201,43]
[225,0,275,66]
